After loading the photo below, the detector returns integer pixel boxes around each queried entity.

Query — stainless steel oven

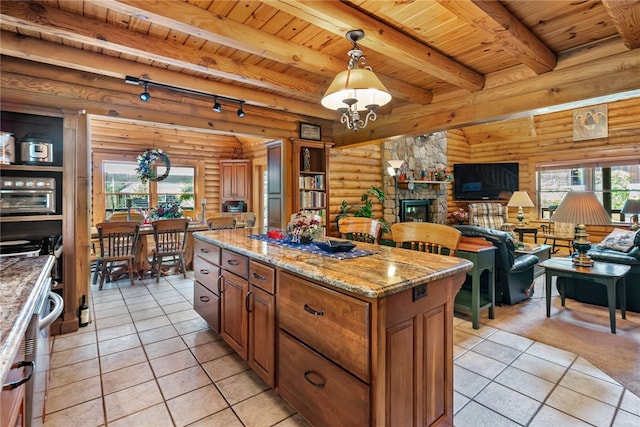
[0,177,56,215]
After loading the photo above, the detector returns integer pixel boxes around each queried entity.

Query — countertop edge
[1,255,55,387]
[194,231,473,298]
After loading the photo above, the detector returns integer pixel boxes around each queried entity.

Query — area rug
[466,275,640,397]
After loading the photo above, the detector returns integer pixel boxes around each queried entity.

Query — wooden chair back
[207,216,236,230]
[391,222,461,256]
[109,212,145,223]
[338,217,381,244]
[95,221,140,289]
[150,218,190,282]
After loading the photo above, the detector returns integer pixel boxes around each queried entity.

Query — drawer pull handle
[200,269,209,275]
[200,248,210,253]
[303,370,325,388]
[252,272,266,281]
[199,296,210,303]
[227,260,239,266]
[2,361,35,391]
[218,275,223,293]
[304,304,324,317]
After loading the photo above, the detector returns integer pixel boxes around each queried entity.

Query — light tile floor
[37,272,640,426]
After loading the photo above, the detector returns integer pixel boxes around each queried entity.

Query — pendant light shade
[321,30,391,132]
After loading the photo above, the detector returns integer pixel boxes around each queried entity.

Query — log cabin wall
[90,116,245,225]
[447,98,640,243]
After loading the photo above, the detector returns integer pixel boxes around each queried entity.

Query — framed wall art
[300,122,321,141]
[573,104,608,141]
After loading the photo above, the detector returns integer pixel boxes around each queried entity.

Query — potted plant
[337,186,389,233]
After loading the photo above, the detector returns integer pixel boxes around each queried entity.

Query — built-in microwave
[0,177,56,215]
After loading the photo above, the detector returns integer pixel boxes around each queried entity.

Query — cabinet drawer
[194,281,220,333]
[221,249,248,279]
[194,256,221,294]
[278,330,369,427]
[278,271,370,382]
[194,240,220,265]
[249,260,275,294]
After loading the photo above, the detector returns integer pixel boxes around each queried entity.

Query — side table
[514,226,539,244]
[539,258,630,334]
[456,236,496,329]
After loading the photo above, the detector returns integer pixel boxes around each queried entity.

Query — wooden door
[220,270,249,359]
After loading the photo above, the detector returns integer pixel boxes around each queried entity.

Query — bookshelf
[291,140,331,234]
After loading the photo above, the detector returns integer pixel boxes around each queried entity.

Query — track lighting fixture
[139,82,150,102]
[237,102,246,118]
[124,76,246,117]
[212,97,222,113]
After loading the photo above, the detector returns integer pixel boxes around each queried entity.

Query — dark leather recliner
[454,225,539,305]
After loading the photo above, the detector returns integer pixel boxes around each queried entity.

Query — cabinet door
[220,270,249,359]
[232,162,249,200]
[248,285,275,387]
[194,281,221,333]
[221,162,235,200]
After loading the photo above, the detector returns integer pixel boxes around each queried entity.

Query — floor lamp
[387,160,405,223]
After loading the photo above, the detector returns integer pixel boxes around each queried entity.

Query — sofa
[557,229,640,312]
[454,225,539,305]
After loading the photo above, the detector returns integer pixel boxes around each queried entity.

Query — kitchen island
[194,229,472,426]
[1,255,55,426]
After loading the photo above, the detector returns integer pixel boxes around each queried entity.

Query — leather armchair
[455,225,539,305]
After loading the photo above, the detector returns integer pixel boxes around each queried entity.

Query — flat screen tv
[453,162,519,200]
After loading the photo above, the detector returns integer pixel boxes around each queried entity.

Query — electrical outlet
[412,284,427,301]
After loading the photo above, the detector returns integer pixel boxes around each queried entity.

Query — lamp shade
[507,191,535,208]
[621,199,640,214]
[387,159,405,170]
[321,68,392,111]
[550,191,612,225]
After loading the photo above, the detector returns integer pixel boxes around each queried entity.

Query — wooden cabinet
[0,105,87,336]
[193,239,222,333]
[0,352,26,427]
[220,159,251,212]
[217,248,276,386]
[291,140,331,233]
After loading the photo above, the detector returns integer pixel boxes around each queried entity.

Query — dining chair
[95,221,140,290]
[150,218,190,282]
[207,216,237,230]
[337,217,382,244]
[109,212,145,223]
[391,222,461,256]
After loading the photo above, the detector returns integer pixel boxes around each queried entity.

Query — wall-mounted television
[453,162,519,200]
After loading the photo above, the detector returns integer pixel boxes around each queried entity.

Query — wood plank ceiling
[1,0,639,146]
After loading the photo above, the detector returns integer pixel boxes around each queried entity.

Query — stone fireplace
[400,199,431,222]
[383,133,449,225]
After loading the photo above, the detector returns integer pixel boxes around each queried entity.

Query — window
[537,163,640,221]
[93,151,205,224]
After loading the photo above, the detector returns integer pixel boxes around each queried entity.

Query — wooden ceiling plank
[103,0,434,105]
[436,0,557,74]
[271,0,485,92]
[0,32,337,120]
[601,0,640,49]
[0,1,330,102]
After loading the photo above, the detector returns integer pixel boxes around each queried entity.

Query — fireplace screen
[400,199,431,222]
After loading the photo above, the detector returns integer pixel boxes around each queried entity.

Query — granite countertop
[0,255,55,387]
[194,229,473,298]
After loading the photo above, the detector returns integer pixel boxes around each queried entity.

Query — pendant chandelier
[321,30,392,132]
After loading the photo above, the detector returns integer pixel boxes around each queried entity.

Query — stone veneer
[383,132,449,225]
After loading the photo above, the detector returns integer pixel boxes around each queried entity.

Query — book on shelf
[298,174,324,190]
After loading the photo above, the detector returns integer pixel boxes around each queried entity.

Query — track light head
[212,97,222,113]
[237,101,246,118]
[139,83,150,102]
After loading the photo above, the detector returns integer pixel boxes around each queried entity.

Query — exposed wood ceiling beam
[270,0,485,92]
[436,0,557,74]
[0,31,336,121]
[102,0,433,105]
[601,0,640,49]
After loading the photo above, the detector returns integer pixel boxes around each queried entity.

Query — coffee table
[539,258,630,333]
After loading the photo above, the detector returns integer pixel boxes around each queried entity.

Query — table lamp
[507,191,535,226]
[621,199,640,231]
[550,191,612,267]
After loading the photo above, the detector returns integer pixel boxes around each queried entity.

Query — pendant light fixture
[321,30,391,132]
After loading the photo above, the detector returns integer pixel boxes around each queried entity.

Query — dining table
[91,221,209,280]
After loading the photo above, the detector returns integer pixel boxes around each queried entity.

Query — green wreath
[135,148,170,184]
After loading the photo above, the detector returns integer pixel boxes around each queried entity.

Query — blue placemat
[248,234,377,260]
